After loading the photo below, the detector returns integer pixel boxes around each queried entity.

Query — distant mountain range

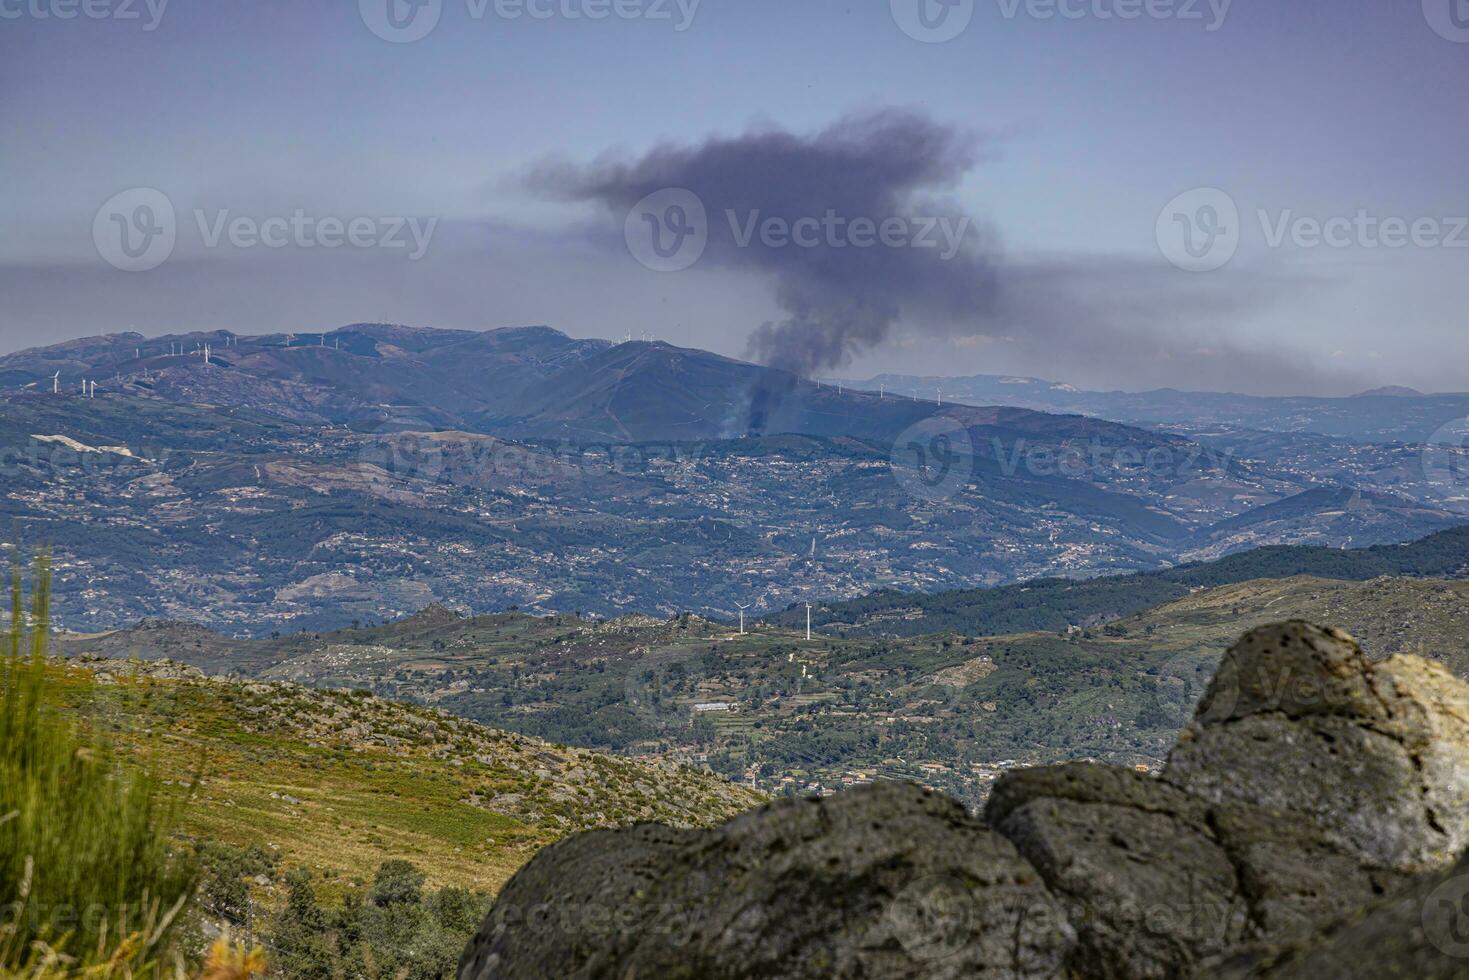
[842,371,1469,443]
[1,325,1464,631]
[0,324,1244,446]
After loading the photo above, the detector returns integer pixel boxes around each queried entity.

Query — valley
[61,554,1469,810]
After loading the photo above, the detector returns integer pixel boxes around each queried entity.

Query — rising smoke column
[535,109,1000,376]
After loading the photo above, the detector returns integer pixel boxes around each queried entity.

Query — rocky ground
[459,621,1469,978]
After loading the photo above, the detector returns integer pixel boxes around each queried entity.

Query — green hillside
[774,524,1469,637]
[62,570,1469,811]
[54,656,761,900]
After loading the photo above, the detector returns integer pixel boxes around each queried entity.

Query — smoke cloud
[534,109,1000,376]
[531,109,1366,395]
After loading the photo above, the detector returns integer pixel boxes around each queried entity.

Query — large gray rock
[985,762,1418,979]
[459,781,1073,979]
[1165,621,1469,872]
[986,763,1248,979]
[457,823,700,979]
[461,622,1469,979]
[1214,850,1469,978]
[1205,802,1409,944]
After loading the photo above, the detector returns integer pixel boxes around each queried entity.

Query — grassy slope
[53,658,762,902]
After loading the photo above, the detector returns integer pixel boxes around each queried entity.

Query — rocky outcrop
[1164,622,1469,872]
[71,654,208,682]
[1217,849,1469,978]
[461,782,1072,979]
[459,622,1469,979]
[987,762,1249,977]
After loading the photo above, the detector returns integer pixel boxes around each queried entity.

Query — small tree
[371,859,426,907]
[267,869,337,978]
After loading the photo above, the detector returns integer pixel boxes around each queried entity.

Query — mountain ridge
[843,370,1469,443]
[773,524,1469,637]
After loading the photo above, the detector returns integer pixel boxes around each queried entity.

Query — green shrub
[268,860,491,979]
[0,555,198,974]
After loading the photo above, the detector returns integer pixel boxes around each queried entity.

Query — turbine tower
[805,602,813,642]
[735,602,751,636]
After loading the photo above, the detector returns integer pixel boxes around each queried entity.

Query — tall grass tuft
[0,554,199,976]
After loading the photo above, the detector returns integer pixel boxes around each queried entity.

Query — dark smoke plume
[534,109,999,376]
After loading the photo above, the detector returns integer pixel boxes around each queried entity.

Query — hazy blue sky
[2,0,1465,393]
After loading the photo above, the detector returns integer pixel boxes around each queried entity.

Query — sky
[1,0,1466,394]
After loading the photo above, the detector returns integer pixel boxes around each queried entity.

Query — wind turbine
[50,371,60,394]
[805,602,813,642]
[88,381,96,399]
[735,602,751,636]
